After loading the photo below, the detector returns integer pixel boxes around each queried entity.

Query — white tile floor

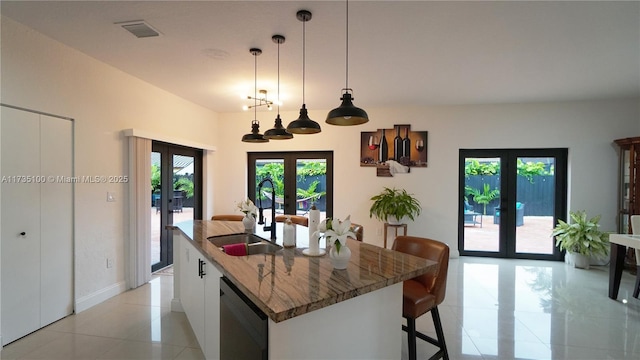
[2,257,640,360]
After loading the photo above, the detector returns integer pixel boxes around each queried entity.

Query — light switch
[107,192,116,202]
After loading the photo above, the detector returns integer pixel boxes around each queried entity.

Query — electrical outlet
[107,258,113,268]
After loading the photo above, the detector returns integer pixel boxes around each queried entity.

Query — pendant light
[241,48,269,143]
[286,10,321,134]
[264,35,293,140]
[326,0,369,126]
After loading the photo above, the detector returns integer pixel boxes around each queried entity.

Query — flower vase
[242,214,255,233]
[329,245,351,270]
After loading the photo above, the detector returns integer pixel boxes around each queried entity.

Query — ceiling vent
[116,20,161,38]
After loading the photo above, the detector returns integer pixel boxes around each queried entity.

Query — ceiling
[2,1,639,114]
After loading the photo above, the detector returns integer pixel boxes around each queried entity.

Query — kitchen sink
[247,242,282,255]
[208,233,282,255]
[208,233,264,247]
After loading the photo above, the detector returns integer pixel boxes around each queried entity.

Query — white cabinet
[1,106,73,345]
[177,233,220,360]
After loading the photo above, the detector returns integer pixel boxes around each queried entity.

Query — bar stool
[275,215,309,227]
[392,236,450,360]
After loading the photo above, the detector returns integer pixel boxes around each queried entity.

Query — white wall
[214,99,639,254]
[0,16,219,318]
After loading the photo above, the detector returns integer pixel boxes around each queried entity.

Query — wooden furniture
[608,234,640,300]
[392,236,450,360]
[384,223,408,248]
[211,215,244,221]
[275,215,309,227]
[614,137,640,272]
[351,223,364,242]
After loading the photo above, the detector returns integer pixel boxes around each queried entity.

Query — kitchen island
[171,220,437,359]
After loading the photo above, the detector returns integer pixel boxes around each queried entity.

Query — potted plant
[551,210,609,269]
[369,187,421,224]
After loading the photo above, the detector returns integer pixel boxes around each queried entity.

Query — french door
[247,151,333,222]
[459,148,567,260]
[151,141,203,272]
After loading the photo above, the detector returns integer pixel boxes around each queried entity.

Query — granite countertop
[172,220,436,323]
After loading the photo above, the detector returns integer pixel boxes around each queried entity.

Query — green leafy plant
[174,177,194,199]
[551,210,609,256]
[468,183,500,215]
[151,164,161,193]
[296,180,325,202]
[369,187,421,222]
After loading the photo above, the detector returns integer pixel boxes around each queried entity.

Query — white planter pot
[566,252,590,269]
[387,215,405,225]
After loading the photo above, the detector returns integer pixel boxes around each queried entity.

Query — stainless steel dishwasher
[220,276,268,360]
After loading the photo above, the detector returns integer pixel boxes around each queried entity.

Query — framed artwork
[360,125,428,172]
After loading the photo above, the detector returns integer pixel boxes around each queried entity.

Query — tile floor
[2,257,640,360]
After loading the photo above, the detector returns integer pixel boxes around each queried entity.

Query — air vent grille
[117,20,161,38]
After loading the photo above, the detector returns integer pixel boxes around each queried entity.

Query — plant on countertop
[369,187,421,223]
[551,210,609,256]
[314,216,356,254]
[237,198,258,219]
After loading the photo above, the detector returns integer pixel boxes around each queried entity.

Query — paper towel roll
[308,207,320,243]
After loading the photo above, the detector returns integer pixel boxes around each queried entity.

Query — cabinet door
[39,115,73,326]
[204,259,221,360]
[1,107,42,345]
[179,236,205,349]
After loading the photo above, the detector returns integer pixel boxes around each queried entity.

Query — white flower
[237,198,257,218]
[314,215,356,254]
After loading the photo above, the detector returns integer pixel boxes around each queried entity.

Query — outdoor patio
[151,207,194,265]
[464,215,555,254]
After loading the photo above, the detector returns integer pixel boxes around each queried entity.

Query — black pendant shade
[326,0,369,127]
[264,114,293,139]
[242,120,268,143]
[264,34,293,140]
[241,48,269,143]
[326,90,369,125]
[287,104,321,134]
[286,10,321,135]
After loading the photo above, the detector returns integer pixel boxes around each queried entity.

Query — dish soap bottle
[283,216,296,248]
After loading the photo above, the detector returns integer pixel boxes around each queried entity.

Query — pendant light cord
[277,39,280,114]
[345,0,349,89]
[302,18,306,104]
[254,50,258,121]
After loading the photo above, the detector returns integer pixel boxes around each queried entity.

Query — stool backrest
[350,223,364,241]
[211,215,244,221]
[275,215,309,227]
[392,236,449,306]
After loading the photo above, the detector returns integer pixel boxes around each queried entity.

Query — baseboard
[75,281,127,313]
[171,298,184,312]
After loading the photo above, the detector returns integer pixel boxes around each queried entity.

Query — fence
[465,175,554,216]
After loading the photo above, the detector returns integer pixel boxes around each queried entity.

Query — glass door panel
[462,157,502,253]
[514,157,556,255]
[151,151,162,266]
[296,159,327,222]
[254,158,285,225]
[152,142,202,272]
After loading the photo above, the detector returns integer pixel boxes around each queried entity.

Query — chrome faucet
[257,178,277,241]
